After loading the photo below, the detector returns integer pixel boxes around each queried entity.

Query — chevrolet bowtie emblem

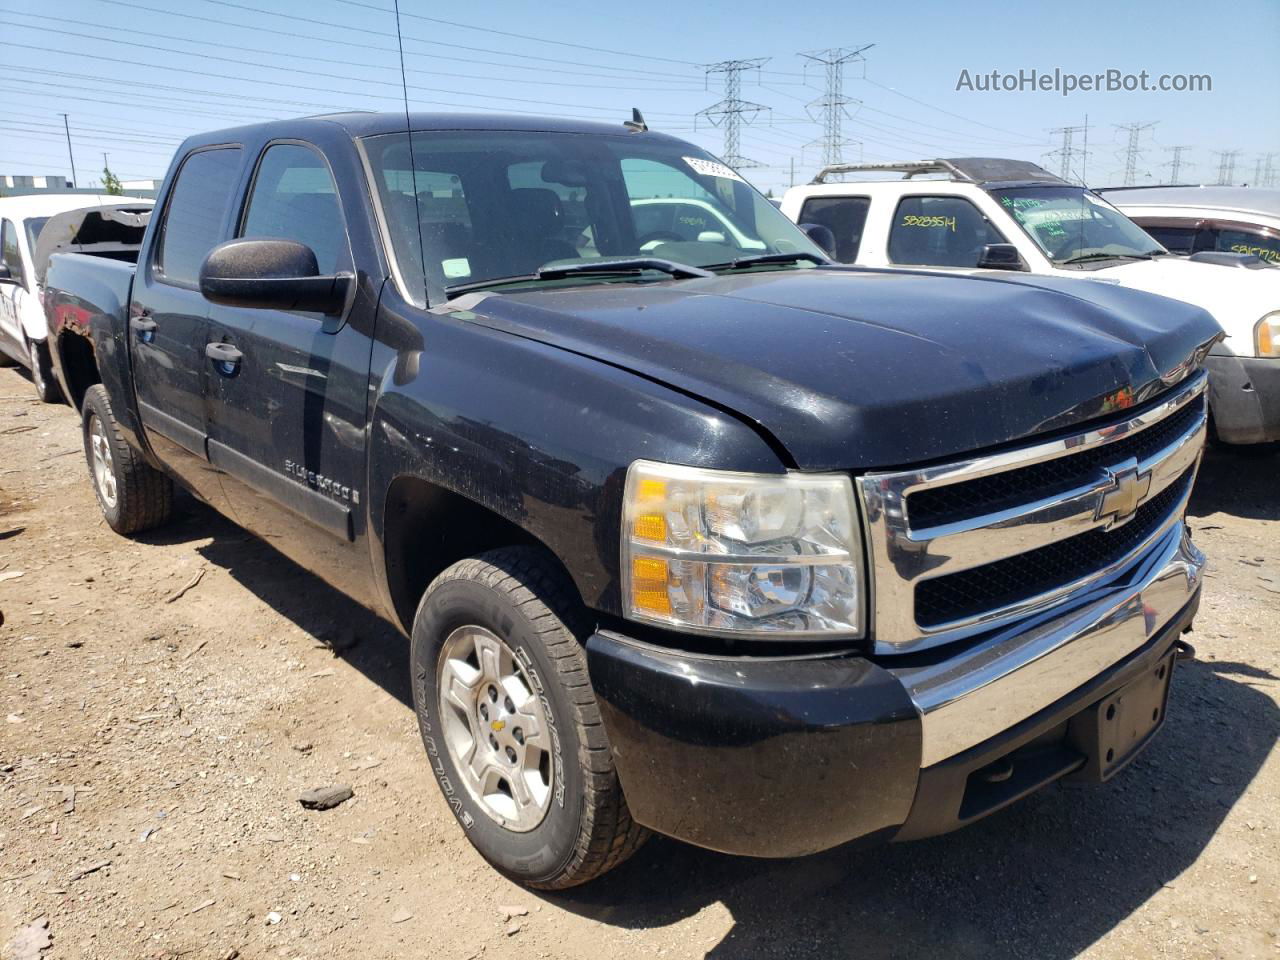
[1097,457,1152,528]
[490,720,506,733]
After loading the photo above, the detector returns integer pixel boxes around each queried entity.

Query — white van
[0,195,153,401]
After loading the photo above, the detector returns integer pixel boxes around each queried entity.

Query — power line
[1163,146,1193,184]
[0,41,690,119]
[798,45,872,173]
[326,0,699,66]
[1114,121,1157,186]
[697,59,771,169]
[0,13,704,93]
[860,75,1031,140]
[1212,150,1241,185]
[1047,124,1089,184]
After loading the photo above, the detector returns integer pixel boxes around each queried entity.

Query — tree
[102,165,123,195]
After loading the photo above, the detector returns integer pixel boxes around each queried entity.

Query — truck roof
[181,111,692,148]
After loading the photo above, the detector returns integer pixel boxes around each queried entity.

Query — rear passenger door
[202,140,375,592]
[798,196,871,264]
[131,145,243,507]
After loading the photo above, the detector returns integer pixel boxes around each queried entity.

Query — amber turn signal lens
[630,555,671,615]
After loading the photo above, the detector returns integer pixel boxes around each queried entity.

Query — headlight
[1257,312,1280,358]
[621,460,864,637]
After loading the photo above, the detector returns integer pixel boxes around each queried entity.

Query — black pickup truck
[45,112,1221,889]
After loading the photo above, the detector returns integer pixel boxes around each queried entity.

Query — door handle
[205,341,244,374]
[130,316,157,342]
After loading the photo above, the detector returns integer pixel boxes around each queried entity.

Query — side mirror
[199,238,351,314]
[976,243,1028,271]
[0,263,13,283]
[799,222,837,259]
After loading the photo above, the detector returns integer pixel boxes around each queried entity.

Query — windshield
[990,186,1166,265]
[362,130,824,303]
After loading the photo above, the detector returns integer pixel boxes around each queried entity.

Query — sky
[1,0,1277,195]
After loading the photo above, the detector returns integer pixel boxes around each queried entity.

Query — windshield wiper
[444,257,713,298]
[537,258,714,280]
[1059,252,1154,265]
[704,251,830,270]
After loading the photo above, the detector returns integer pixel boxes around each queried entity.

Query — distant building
[1,173,71,191]
[1,173,158,199]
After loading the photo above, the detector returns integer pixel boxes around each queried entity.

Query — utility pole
[1212,150,1241,185]
[1047,124,1089,184]
[1114,121,1157,186]
[1164,145,1192,184]
[789,156,795,188]
[61,113,78,189]
[798,45,874,175]
[697,58,770,170]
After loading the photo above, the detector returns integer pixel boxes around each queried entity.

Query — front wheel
[410,547,647,888]
[27,337,63,404]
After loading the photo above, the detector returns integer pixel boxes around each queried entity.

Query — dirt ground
[1,364,1277,960]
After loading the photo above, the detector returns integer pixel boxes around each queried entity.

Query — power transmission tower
[1264,153,1278,188]
[697,58,770,170]
[798,45,874,173]
[1164,145,1193,184]
[1046,124,1089,184]
[1212,150,1241,185]
[1114,121,1157,185]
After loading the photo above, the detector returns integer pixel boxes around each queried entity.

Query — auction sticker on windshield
[683,157,745,182]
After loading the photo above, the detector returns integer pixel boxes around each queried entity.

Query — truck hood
[1087,256,1279,354]
[453,267,1222,470]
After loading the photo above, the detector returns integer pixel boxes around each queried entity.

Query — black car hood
[451,267,1222,470]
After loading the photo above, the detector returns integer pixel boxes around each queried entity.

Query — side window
[799,196,870,263]
[1,219,24,286]
[1137,223,1198,255]
[156,147,243,287]
[241,143,349,274]
[1207,226,1280,265]
[888,196,1006,267]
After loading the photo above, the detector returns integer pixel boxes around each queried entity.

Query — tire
[81,384,174,535]
[411,547,648,888]
[27,337,63,404]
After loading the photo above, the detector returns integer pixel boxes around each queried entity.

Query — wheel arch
[380,474,585,635]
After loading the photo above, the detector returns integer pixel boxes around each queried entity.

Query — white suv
[781,159,1280,447]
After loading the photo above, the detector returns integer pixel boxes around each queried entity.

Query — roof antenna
[624,108,648,133]
[393,0,428,297]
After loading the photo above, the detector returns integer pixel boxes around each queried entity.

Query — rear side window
[156,147,243,287]
[799,196,870,263]
[1,219,23,286]
[888,196,1006,267]
[1137,223,1197,255]
[241,143,349,274]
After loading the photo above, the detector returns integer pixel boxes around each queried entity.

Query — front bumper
[1206,353,1280,444]
[586,524,1205,858]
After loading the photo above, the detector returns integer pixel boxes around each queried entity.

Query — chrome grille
[858,372,1208,654]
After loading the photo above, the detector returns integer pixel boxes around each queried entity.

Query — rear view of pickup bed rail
[44,111,1221,887]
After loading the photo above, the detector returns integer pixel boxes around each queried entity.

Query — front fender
[365,295,785,622]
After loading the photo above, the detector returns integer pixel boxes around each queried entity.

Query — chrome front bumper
[890,522,1206,767]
